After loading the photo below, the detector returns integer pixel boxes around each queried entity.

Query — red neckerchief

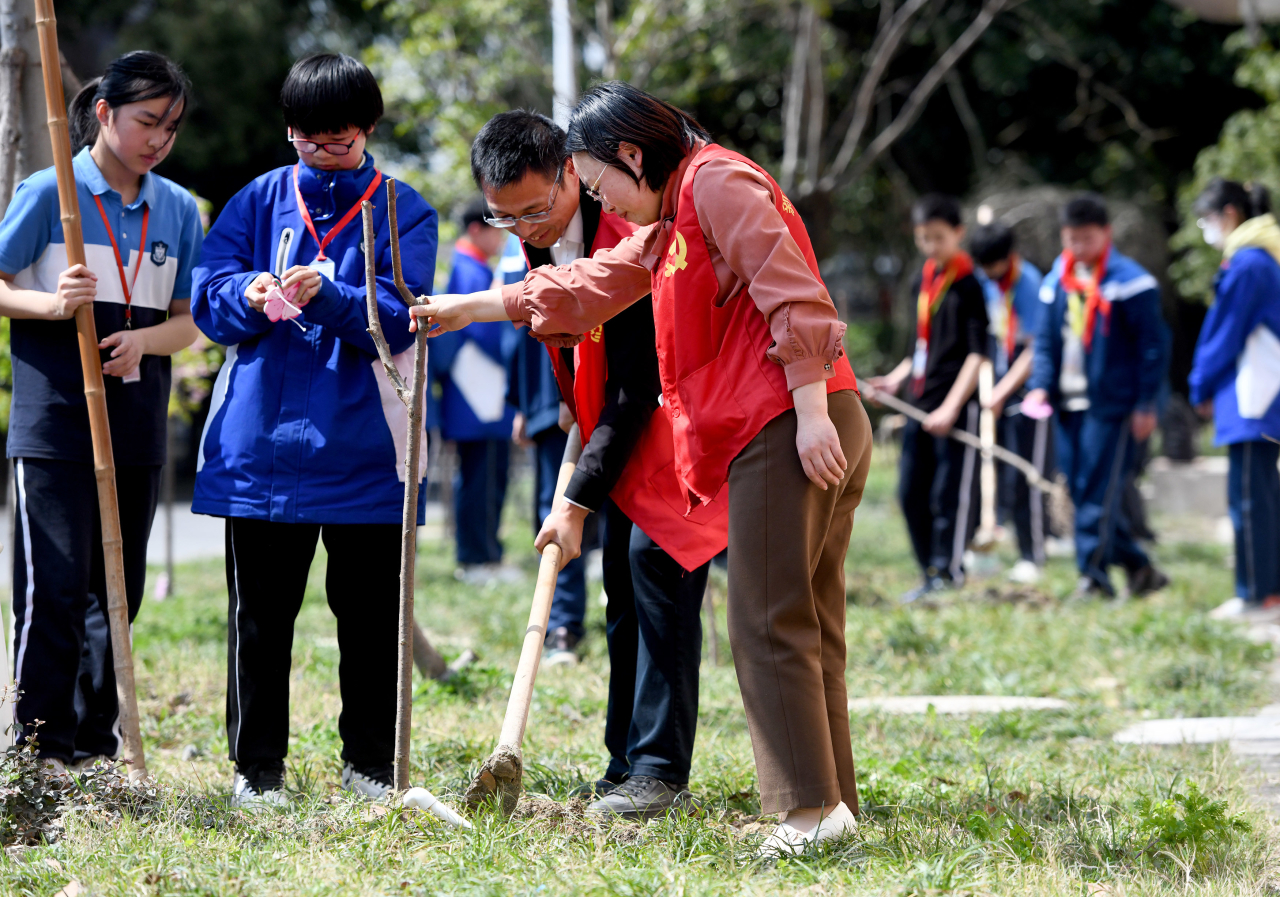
[996,255,1021,361]
[92,195,149,328]
[1059,244,1111,351]
[914,251,975,396]
[291,164,384,261]
[455,238,490,266]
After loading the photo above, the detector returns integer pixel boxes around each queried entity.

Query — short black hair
[1194,177,1271,220]
[471,110,565,191]
[281,53,383,136]
[1060,193,1109,228]
[566,81,710,192]
[912,194,963,228]
[460,197,491,230]
[969,223,1015,265]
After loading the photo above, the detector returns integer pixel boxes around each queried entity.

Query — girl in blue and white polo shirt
[0,51,203,774]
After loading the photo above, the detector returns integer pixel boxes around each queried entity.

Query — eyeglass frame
[287,129,359,156]
[584,163,609,204]
[484,163,567,229]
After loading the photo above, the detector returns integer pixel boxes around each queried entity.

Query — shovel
[464,425,582,815]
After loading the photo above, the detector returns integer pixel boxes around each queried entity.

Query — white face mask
[1199,219,1223,248]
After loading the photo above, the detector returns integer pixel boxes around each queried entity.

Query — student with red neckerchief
[1025,193,1170,599]
[866,195,989,603]
[409,82,870,857]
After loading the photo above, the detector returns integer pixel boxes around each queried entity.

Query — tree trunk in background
[0,0,25,214]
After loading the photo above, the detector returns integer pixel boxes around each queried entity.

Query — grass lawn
[0,450,1275,895]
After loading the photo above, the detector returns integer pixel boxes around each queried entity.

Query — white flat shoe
[758,801,857,857]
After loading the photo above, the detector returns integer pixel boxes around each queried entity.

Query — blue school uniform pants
[10,458,159,761]
[898,402,981,582]
[997,412,1054,564]
[1056,410,1151,593]
[600,499,709,786]
[1228,440,1280,603]
[537,427,589,638]
[453,439,510,566]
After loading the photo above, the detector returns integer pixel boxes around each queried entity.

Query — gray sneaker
[586,774,697,821]
[342,763,393,800]
[231,762,289,809]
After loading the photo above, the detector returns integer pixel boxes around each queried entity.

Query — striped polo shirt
[0,147,203,464]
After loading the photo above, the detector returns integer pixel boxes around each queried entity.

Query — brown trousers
[726,389,873,815]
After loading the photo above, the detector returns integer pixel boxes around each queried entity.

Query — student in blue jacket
[970,223,1050,582]
[191,54,437,807]
[428,199,515,578]
[0,52,202,777]
[1190,179,1280,620]
[1025,194,1170,598]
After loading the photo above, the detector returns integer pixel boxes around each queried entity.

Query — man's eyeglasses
[289,134,358,155]
[485,166,564,229]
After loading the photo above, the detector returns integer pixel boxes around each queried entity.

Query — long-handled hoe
[360,185,470,828]
[464,425,582,816]
[34,0,147,781]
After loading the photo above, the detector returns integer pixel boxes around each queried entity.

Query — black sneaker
[232,761,288,809]
[901,576,949,605]
[586,774,697,820]
[1128,565,1170,597]
[543,626,580,667]
[569,775,625,798]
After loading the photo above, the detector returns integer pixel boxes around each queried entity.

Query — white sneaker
[1208,596,1280,623]
[1007,560,1042,584]
[342,763,393,800]
[758,802,857,857]
[71,754,114,775]
[1210,597,1247,620]
[231,772,289,809]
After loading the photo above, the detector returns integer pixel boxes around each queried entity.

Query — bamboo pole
[32,0,146,780]
[973,360,998,551]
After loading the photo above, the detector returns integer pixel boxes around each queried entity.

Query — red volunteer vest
[540,210,729,571]
[652,144,859,510]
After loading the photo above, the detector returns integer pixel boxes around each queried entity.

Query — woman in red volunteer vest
[412,82,872,855]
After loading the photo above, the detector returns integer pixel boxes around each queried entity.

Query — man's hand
[512,412,533,448]
[793,381,847,490]
[280,265,322,306]
[409,294,475,335]
[1131,409,1158,443]
[923,402,960,436]
[49,264,97,319]
[1195,399,1214,420]
[100,328,147,378]
[535,500,589,562]
[558,402,574,434]
[863,374,902,408]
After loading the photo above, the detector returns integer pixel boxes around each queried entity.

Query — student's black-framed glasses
[288,133,358,155]
[484,165,565,229]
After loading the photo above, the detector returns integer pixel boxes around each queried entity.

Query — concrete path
[848,695,1070,714]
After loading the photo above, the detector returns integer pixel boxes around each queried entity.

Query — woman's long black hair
[68,51,190,151]
[565,81,709,191]
[1194,177,1272,221]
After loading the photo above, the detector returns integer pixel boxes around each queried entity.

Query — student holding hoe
[411,82,872,856]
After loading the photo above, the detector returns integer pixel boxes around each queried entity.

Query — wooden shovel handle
[496,424,582,749]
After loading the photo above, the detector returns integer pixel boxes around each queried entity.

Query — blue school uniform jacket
[1189,245,1280,445]
[977,259,1043,377]
[0,148,203,465]
[427,245,517,443]
[1028,248,1168,420]
[191,154,438,524]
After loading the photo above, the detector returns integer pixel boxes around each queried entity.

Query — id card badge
[911,337,927,380]
[309,256,336,280]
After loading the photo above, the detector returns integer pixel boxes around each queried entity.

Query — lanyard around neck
[92,194,149,328]
[292,164,384,262]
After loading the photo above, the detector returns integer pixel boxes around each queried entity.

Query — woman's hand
[100,328,146,378]
[793,381,847,490]
[49,264,97,319]
[281,265,322,306]
[408,294,474,335]
[534,501,590,562]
